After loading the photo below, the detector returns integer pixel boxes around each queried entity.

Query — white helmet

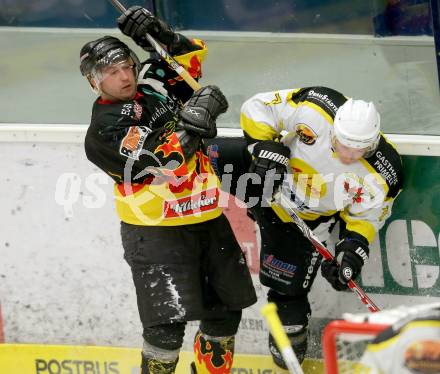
[334,99,380,151]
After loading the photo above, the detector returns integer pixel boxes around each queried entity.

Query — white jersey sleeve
[240,89,301,140]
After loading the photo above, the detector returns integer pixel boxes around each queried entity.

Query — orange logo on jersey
[122,127,141,150]
[120,126,152,160]
[295,123,317,145]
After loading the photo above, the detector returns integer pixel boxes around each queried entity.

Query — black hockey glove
[117,6,175,50]
[176,130,201,161]
[321,232,369,291]
[179,85,228,139]
[247,140,290,199]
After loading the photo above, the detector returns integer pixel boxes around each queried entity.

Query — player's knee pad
[200,310,242,336]
[193,330,235,374]
[269,324,309,369]
[141,322,185,373]
[142,322,186,352]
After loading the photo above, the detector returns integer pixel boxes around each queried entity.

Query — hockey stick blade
[273,191,380,313]
[108,0,201,91]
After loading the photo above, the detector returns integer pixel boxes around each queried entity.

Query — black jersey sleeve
[85,95,197,184]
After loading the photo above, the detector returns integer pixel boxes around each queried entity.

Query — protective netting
[322,320,389,374]
[333,332,377,373]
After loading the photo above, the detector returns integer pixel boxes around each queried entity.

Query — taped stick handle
[108,0,201,91]
[110,0,125,13]
[261,303,305,374]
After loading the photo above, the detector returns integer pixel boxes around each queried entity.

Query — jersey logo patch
[344,180,364,204]
[163,188,219,218]
[295,123,317,145]
[263,254,297,276]
[119,126,152,160]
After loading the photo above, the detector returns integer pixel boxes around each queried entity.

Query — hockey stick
[261,303,305,374]
[271,190,380,313]
[108,0,201,91]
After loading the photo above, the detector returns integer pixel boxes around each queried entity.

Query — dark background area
[0,0,433,36]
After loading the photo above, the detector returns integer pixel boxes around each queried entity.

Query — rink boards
[0,344,323,374]
[0,127,439,366]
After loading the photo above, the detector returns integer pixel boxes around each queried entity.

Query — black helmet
[79,36,140,78]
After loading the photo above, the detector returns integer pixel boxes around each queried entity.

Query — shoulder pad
[290,86,347,120]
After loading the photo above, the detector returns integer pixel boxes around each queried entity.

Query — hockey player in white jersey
[240,86,404,369]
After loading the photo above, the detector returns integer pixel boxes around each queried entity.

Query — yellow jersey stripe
[299,101,334,124]
[339,211,376,243]
[286,89,302,109]
[240,112,279,140]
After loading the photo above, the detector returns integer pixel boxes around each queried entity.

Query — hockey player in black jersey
[79,6,256,373]
[240,87,404,369]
